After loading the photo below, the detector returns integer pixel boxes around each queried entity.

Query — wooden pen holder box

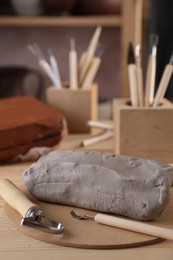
[113,98,173,163]
[46,84,98,134]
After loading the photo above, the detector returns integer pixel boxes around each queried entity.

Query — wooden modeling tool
[81,42,103,89]
[69,38,78,90]
[79,26,102,86]
[153,52,173,107]
[70,210,173,241]
[135,44,143,106]
[28,44,61,89]
[145,34,159,106]
[81,120,113,147]
[48,49,62,89]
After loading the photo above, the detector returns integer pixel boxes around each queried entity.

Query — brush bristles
[127,42,135,64]
[169,51,173,64]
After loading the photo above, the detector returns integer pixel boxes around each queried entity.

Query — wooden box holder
[46,84,98,134]
[113,98,173,163]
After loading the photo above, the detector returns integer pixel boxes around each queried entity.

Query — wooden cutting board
[4,187,173,249]
[4,202,162,249]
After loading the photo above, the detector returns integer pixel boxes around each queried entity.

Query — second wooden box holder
[113,98,173,163]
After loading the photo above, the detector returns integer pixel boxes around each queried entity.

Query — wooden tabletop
[0,134,173,260]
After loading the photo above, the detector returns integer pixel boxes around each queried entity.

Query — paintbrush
[127,42,138,106]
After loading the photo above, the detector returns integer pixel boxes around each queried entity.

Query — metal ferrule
[26,207,45,218]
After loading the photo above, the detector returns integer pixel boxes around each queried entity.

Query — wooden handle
[0,178,39,218]
[128,64,138,107]
[81,57,101,90]
[69,50,78,90]
[145,56,152,107]
[95,214,173,241]
[153,65,173,107]
[79,26,101,85]
[136,66,143,107]
[148,55,156,105]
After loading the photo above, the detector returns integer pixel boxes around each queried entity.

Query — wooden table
[0,134,173,260]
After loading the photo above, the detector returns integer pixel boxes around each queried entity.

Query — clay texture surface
[23,150,173,220]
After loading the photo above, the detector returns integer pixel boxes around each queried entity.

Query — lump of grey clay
[23,150,173,220]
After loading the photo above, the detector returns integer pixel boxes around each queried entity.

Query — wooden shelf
[0,15,121,27]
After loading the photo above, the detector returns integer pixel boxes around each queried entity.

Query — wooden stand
[46,84,98,134]
[113,98,173,163]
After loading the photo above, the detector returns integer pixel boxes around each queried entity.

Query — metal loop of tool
[70,210,94,220]
[21,207,64,234]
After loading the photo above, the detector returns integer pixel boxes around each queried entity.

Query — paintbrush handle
[145,56,152,106]
[95,213,173,240]
[81,57,101,89]
[69,49,78,90]
[38,60,60,89]
[79,52,87,72]
[153,64,173,107]
[79,26,102,86]
[128,64,138,106]
[145,55,156,106]
[0,178,39,218]
[136,66,143,107]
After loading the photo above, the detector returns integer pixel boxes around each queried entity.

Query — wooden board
[6,193,173,249]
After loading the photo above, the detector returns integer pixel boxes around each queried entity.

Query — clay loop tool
[0,178,64,234]
[70,210,173,241]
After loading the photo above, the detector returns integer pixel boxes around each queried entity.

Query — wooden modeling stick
[81,120,113,147]
[48,49,62,89]
[78,51,87,71]
[153,52,173,107]
[128,42,138,107]
[87,120,113,130]
[81,43,104,89]
[81,56,101,90]
[28,44,61,89]
[79,26,102,86]
[81,130,113,147]
[69,38,78,90]
[145,34,159,106]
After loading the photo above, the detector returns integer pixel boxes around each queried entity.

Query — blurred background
[0,0,172,117]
